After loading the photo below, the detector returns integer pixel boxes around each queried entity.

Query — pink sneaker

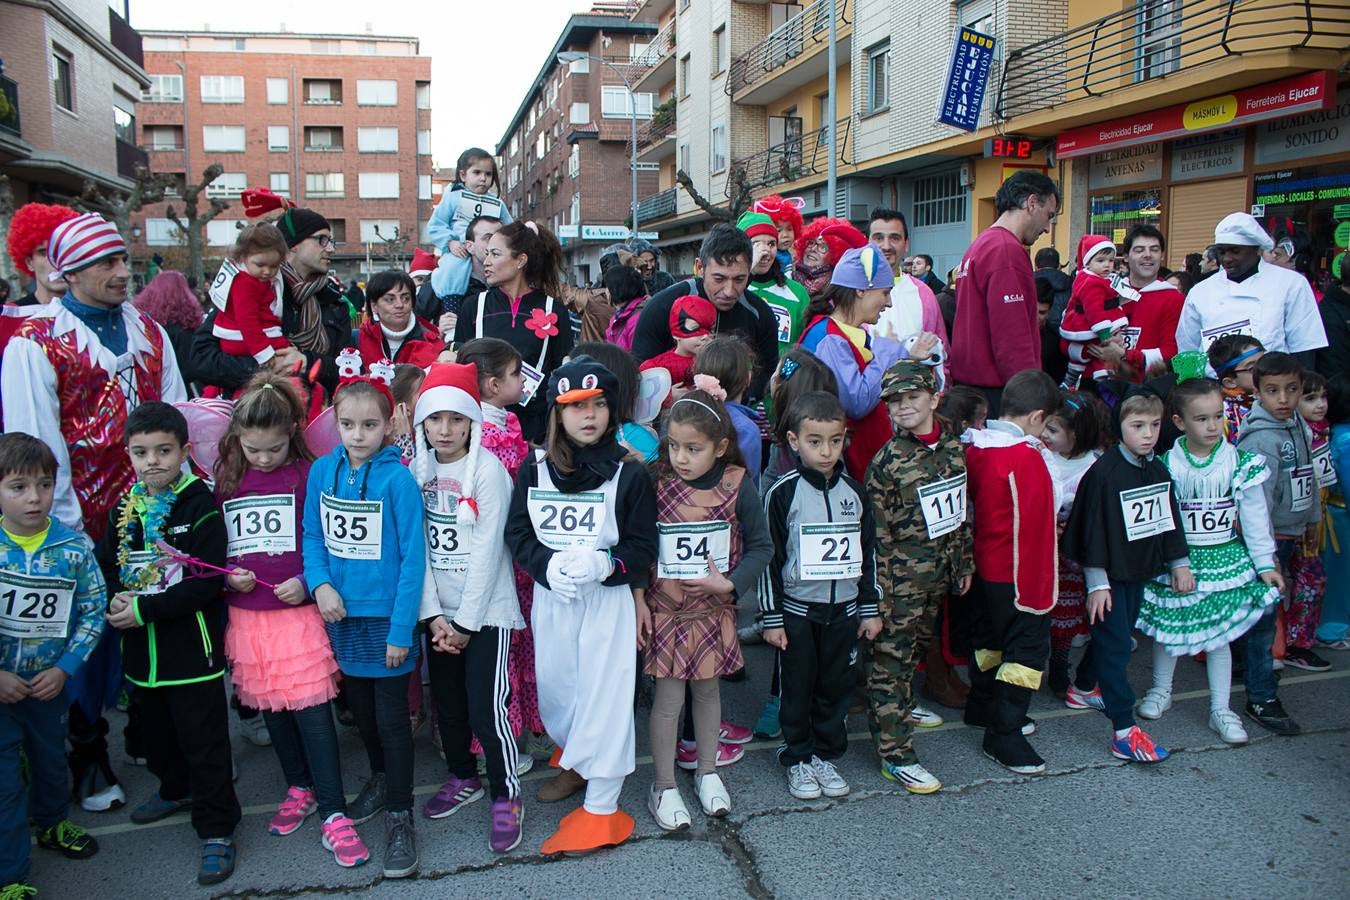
[268,786,317,836]
[320,814,370,867]
[718,720,753,744]
[676,739,744,771]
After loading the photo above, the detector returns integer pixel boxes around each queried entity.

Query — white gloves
[559,549,614,586]
[545,553,578,601]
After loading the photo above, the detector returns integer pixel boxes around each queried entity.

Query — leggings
[651,677,719,791]
[345,673,414,812]
[262,703,347,819]
[1151,642,1233,712]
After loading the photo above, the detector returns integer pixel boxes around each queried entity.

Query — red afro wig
[752,194,804,241]
[7,203,79,278]
[133,271,206,331]
[793,217,867,269]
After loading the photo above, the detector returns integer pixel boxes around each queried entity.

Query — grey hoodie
[1235,401,1321,536]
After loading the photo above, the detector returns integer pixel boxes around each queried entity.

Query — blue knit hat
[829,245,893,290]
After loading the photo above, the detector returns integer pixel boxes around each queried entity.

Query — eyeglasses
[310,234,339,248]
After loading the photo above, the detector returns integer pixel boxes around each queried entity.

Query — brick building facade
[130,30,431,282]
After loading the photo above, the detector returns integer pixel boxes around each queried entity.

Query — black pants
[263,702,347,818]
[426,626,520,801]
[1084,579,1144,730]
[140,677,241,838]
[778,603,857,766]
[966,579,1050,734]
[345,673,414,812]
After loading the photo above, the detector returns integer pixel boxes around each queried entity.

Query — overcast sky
[127,0,576,169]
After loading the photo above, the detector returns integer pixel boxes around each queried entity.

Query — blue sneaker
[1065,684,1106,711]
[1110,726,1169,763]
[753,696,781,739]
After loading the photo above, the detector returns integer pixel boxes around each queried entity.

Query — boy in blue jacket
[0,433,106,895]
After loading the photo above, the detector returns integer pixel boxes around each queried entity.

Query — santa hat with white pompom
[412,362,484,525]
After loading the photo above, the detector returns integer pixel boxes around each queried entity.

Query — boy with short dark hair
[761,391,881,801]
[961,369,1060,775]
[1235,352,1319,734]
[99,402,241,886]
[0,433,106,895]
[865,360,972,795]
[1062,389,1193,763]
[1207,333,1265,444]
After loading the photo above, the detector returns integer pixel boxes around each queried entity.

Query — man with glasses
[950,171,1061,416]
[1177,212,1326,368]
[189,207,351,394]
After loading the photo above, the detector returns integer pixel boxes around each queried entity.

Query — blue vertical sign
[938,26,997,131]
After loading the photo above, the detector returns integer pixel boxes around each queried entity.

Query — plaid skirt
[643,595,743,681]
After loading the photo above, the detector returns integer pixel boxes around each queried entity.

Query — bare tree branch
[674,164,755,224]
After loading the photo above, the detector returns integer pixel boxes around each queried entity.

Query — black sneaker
[348,773,387,825]
[36,820,98,859]
[982,731,1046,775]
[1244,699,1301,736]
[964,709,1037,735]
[383,810,418,878]
[1282,647,1332,672]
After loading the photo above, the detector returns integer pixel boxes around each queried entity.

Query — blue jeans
[262,702,347,819]
[1,693,69,883]
[1086,579,1145,731]
[1244,540,1294,704]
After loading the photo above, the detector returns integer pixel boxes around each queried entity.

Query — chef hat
[1213,212,1275,251]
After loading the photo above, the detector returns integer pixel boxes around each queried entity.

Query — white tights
[1151,640,1232,711]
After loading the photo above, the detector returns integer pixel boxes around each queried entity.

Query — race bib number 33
[798,523,862,581]
[527,489,606,551]
[223,494,296,556]
[0,571,75,639]
[1120,483,1175,541]
[320,495,384,560]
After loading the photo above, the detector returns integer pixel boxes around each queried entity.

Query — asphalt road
[27,636,1350,898]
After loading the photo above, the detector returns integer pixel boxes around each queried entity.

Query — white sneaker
[239,715,272,747]
[515,754,535,776]
[809,756,850,798]
[80,782,126,813]
[1272,658,1285,670]
[787,761,822,800]
[1137,688,1173,720]
[648,786,691,831]
[1209,708,1249,745]
[907,705,944,728]
[881,761,942,794]
[694,772,731,817]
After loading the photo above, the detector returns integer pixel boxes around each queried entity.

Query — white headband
[673,397,722,420]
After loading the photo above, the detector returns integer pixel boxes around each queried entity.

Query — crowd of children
[5,181,1343,898]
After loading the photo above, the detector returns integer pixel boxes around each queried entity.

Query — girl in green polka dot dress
[1138,376,1284,745]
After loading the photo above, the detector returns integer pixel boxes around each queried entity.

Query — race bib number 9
[527,489,606,551]
[223,494,296,556]
[426,510,470,573]
[917,473,966,539]
[657,521,732,580]
[1179,498,1235,547]
[0,571,75,640]
[1313,445,1337,488]
[320,495,384,560]
[798,523,862,581]
[1200,318,1254,352]
[1120,483,1175,541]
[456,191,502,224]
[1289,465,1315,513]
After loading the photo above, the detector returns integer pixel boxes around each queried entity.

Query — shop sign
[1170,129,1246,182]
[1089,142,1163,189]
[579,225,659,241]
[937,26,997,131]
[1253,99,1350,165]
[1056,70,1335,159]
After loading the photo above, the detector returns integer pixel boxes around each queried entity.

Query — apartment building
[496,9,661,285]
[630,0,1350,283]
[130,30,432,281]
[0,0,149,213]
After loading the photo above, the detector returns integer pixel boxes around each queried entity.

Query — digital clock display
[985,137,1034,159]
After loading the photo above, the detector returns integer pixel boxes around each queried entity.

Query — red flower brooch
[525,308,559,339]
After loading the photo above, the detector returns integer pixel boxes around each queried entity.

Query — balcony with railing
[108,9,144,68]
[636,104,676,162]
[626,0,674,25]
[728,0,851,105]
[0,75,21,140]
[636,186,677,223]
[631,17,677,90]
[735,116,852,192]
[116,138,148,179]
[997,0,1350,122]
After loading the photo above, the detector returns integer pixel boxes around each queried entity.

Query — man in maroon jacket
[951,171,1060,415]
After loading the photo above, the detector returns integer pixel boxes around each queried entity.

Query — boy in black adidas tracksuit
[760,392,881,801]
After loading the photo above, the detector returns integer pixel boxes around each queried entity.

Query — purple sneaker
[489,797,523,853]
[422,775,484,820]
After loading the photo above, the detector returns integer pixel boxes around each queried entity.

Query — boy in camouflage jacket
[864,360,972,794]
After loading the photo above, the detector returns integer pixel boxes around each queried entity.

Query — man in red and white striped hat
[2,212,186,540]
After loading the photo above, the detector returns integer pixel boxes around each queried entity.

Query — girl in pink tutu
[216,373,370,868]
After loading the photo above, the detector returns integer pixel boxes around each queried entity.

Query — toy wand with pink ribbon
[154,540,278,590]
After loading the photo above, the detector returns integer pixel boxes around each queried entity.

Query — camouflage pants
[867,588,944,765]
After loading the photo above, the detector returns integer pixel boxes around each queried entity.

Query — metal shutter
[1166,177,1248,270]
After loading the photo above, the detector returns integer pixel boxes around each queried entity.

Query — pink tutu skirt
[225,604,339,712]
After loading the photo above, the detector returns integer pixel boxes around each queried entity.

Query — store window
[1254,166,1350,289]
[913,171,967,228]
[1089,190,1162,247]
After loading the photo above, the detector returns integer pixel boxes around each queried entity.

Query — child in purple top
[216,373,370,868]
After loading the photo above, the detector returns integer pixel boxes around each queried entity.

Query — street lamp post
[556,51,640,243]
